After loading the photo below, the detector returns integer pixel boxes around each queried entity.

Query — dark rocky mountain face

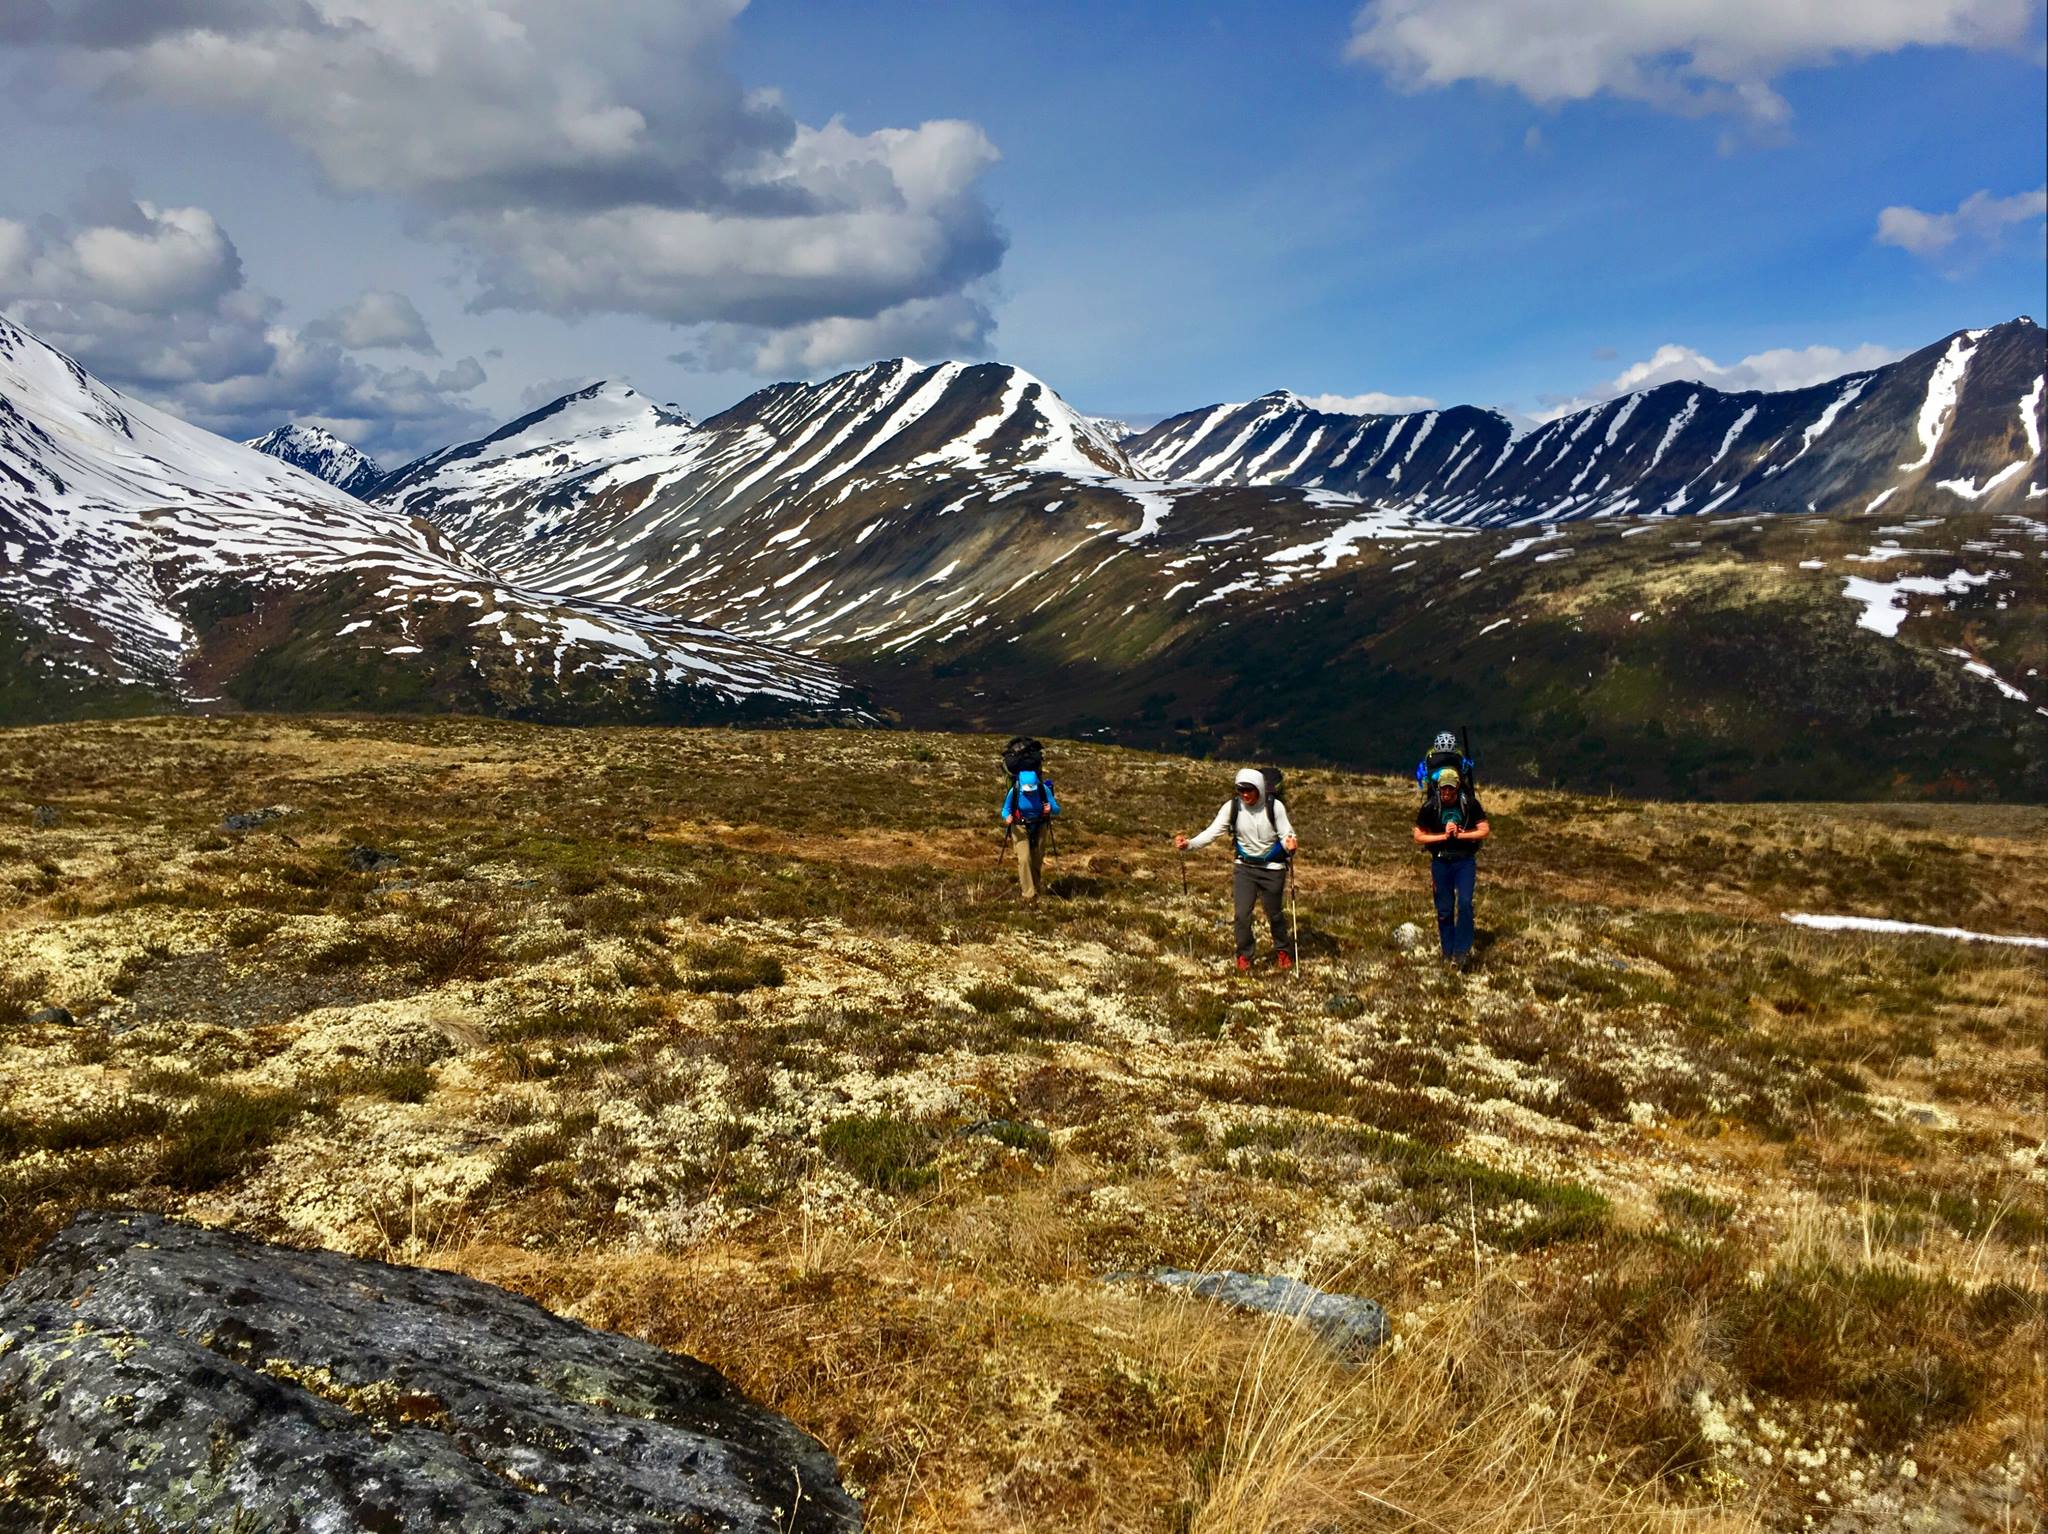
[245,422,386,498]
[0,1211,863,1534]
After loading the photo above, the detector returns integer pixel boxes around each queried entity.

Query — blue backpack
[1007,769,1056,824]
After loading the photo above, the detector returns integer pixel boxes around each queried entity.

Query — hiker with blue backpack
[1176,767,1298,974]
[1413,737,1490,967]
[999,736,1061,902]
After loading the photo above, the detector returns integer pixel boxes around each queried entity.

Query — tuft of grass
[0,966,48,1025]
[962,1118,1054,1160]
[155,1083,315,1191]
[1656,1185,1735,1228]
[682,941,785,994]
[222,912,283,949]
[821,1113,939,1193]
[1725,1260,2020,1448]
[384,904,505,983]
[36,1096,172,1154]
[499,997,630,1045]
[336,1061,436,1104]
[962,980,1031,1015]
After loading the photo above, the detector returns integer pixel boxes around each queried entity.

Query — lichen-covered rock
[1120,1267,1389,1359]
[0,1211,862,1533]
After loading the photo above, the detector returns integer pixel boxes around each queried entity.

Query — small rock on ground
[1114,1267,1389,1359]
[20,1006,75,1027]
[223,805,292,831]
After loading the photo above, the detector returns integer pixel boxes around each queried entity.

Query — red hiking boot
[1275,951,1294,971]
[1234,955,1252,975]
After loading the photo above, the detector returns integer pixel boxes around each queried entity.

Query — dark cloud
[0,0,320,48]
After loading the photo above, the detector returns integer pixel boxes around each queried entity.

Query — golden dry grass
[0,714,2042,1532]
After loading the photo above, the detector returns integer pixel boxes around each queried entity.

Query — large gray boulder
[0,1211,861,1532]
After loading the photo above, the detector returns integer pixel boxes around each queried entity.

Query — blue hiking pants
[1430,856,1477,958]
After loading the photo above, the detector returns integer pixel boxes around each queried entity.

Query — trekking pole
[1288,858,1301,981]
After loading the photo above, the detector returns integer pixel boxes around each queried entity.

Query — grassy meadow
[0,715,2041,1532]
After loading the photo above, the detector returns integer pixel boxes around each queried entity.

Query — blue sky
[1,1,2042,458]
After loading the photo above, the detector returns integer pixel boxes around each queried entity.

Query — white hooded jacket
[1185,768,1296,867]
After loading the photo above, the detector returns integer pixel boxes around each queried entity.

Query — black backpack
[1229,767,1286,849]
[1001,736,1043,779]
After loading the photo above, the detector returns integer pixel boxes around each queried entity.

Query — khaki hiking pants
[1014,818,1050,900]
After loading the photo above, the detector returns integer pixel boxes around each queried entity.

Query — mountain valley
[5,311,2044,797]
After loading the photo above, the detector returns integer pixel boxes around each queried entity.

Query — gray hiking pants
[1013,818,1049,900]
[1233,861,1290,959]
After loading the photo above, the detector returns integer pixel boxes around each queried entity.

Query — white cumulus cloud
[676,291,998,376]
[0,198,241,313]
[0,191,487,461]
[1297,390,1440,415]
[306,290,439,354]
[1346,0,2040,122]
[39,1,1007,347]
[1876,186,2047,264]
[1534,339,1906,420]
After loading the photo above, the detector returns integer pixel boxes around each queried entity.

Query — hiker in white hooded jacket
[1176,768,1298,973]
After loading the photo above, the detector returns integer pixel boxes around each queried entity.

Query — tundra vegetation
[0,716,2040,1532]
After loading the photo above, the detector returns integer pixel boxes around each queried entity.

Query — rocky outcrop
[0,1211,861,1532]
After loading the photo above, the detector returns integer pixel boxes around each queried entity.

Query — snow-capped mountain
[1126,319,2046,522]
[0,316,849,721]
[244,424,385,499]
[375,382,697,522]
[355,322,2044,796]
[376,357,1445,655]
[373,323,2048,660]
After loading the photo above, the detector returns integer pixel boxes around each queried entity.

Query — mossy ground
[0,715,2041,1532]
